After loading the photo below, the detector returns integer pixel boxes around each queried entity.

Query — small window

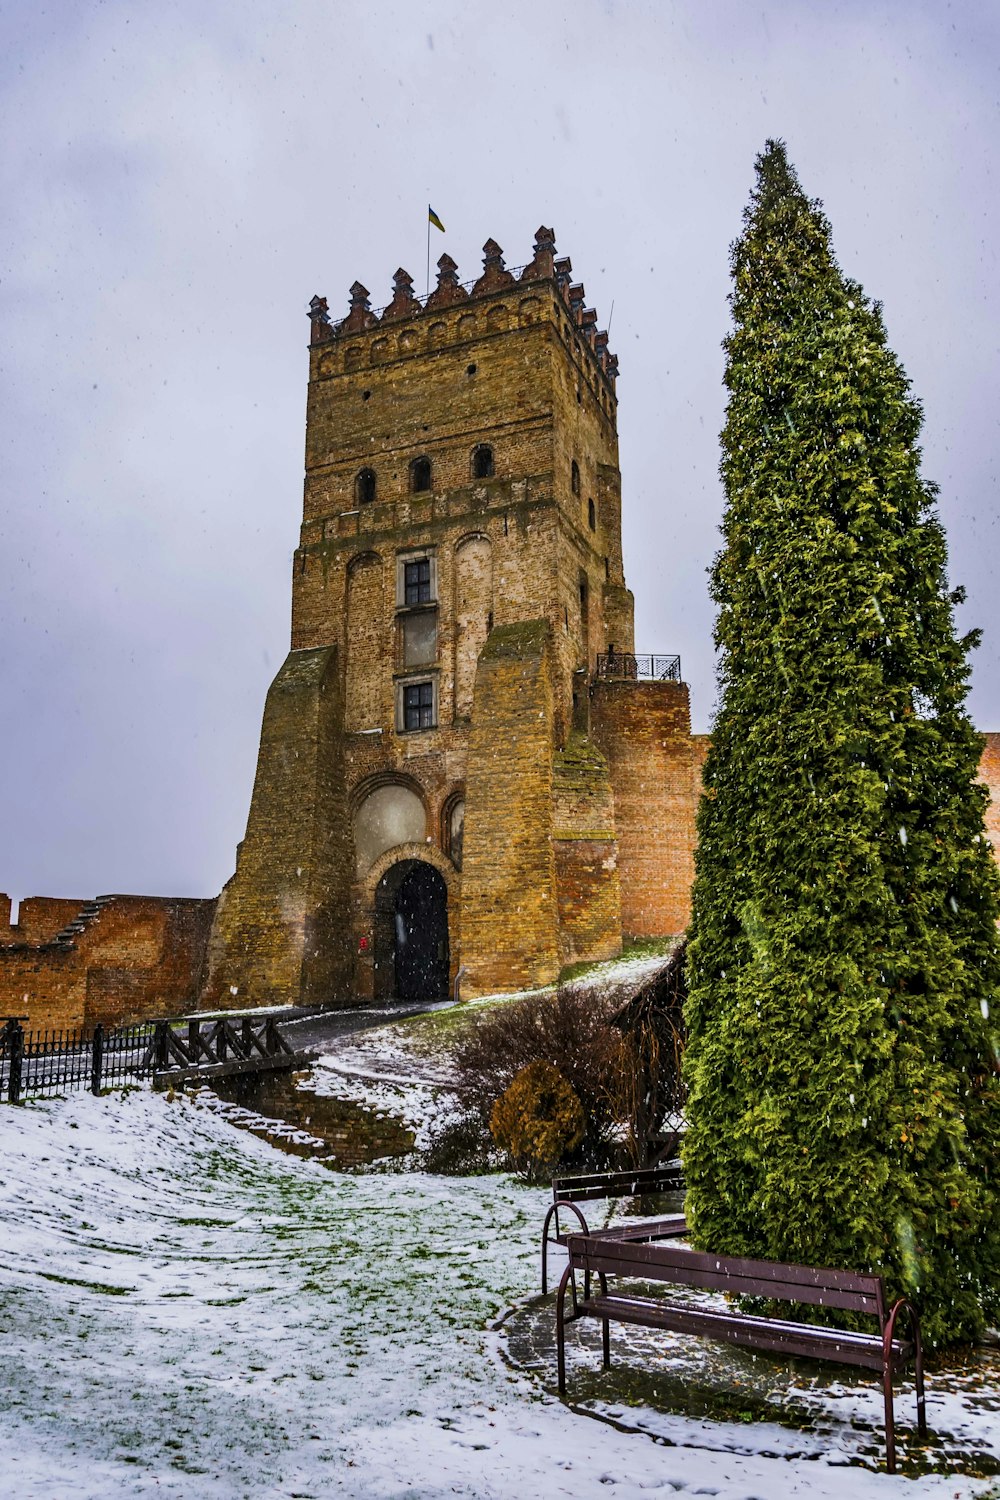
[411,456,432,493]
[446,798,465,870]
[571,459,580,496]
[404,558,432,606]
[587,497,596,530]
[356,468,376,505]
[402,680,435,731]
[472,444,494,479]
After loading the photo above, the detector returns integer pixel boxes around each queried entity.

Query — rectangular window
[401,610,437,668]
[404,558,431,606]
[402,680,435,731]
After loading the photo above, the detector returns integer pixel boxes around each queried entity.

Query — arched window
[472,444,494,479]
[443,792,466,871]
[356,468,376,505]
[411,456,432,493]
[571,459,580,496]
[353,781,426,876]
[587,497,596,531]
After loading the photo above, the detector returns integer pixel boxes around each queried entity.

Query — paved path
[281,999,451,1054]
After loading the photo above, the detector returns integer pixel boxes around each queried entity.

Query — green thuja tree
[683,140,1000,1346]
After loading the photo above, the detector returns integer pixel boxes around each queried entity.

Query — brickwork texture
[6,228,1000,1026]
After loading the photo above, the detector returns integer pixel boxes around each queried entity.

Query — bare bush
[452,984,625,1156]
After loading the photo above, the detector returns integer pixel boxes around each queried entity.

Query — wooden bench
[541,1163,686,1293]
[556,1233,927,1474]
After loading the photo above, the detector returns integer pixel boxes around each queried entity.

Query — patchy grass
[377,940,682,1063]
[558,934,680,985]
[3,1078,997,1497]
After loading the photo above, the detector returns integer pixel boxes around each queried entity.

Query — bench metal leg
[913,1317,928,1438]
[883,1365,896,1474]
[599,1270,610,1369]
[556,1263,574,1395]
[883,1295,927,1471]
[541,1206,554,1295]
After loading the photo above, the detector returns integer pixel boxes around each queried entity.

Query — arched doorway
[373,859,449,1001]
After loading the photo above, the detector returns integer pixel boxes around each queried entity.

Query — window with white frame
[404,557,431,605]
[398,677,437,732]
[396,548,437,609]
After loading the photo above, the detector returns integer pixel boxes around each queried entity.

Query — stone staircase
[51,895,117,950]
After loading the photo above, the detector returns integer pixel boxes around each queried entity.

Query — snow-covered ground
[298,947,680,1155]
[1,1088,997,1498]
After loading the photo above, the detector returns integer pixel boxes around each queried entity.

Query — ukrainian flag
[428,205,446,233]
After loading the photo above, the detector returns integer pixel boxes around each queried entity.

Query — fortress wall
[201,645,352,1010]
[0,948,85,1032]
[552,731,622,967]
[0,897,86,945]
[82,898,217,1028]
[461,620,560,996]
[0,896,216,1033]
[591,679,699,939]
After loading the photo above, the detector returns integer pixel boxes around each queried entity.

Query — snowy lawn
[296,945,682,1154]
[1,1088,997,1499]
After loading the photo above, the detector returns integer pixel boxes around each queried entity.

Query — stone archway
[373,858,450,1001]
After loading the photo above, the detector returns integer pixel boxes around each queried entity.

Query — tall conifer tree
[684,141,1000,1345]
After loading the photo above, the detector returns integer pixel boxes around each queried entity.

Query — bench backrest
[551,1163,684,1205]
[566,1233,886,1321]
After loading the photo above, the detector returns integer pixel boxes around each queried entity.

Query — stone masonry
[199,230,1000,1008]
[204,228,699,1005]
[7,229,1000,1026]
[0,894,216,1032]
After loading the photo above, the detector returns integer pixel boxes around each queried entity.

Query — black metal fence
[595,652,682,683]
[1,1018,154,1103]
[1,1011,299,1103]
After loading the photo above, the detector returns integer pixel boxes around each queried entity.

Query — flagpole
[426,212,431,300]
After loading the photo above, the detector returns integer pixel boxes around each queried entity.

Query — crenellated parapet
[306,226,618,393]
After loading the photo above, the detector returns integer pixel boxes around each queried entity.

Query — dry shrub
[489,1060,585,1180]
[453,983,624,1152]
[427,958,688,1175]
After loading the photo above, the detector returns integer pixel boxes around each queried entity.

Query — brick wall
[980,733,1000,855]
[0,896,216,1032]
[552,730,622,966]
[202,645,353,1009]
[454,533,493,717]
[591,679,698,938]
[461,620,560,995]
[0,896,85,944]
[345,556,386,730]
[0,948,86,1031]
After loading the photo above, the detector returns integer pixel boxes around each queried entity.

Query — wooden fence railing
[1,1011,298,1103]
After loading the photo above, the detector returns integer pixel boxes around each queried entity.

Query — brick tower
[202,229,699,1008]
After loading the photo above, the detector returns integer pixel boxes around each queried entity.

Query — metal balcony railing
[595,652,682,683]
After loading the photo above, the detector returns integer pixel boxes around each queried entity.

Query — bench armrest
[541,1200,591,1294]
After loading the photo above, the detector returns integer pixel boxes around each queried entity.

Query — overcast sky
[2,0,998,902]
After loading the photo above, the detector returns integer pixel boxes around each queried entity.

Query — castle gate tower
[202,229,697,1008]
